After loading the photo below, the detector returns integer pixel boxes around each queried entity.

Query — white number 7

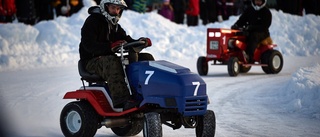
[192,82,200,96]
[145,71,154,85]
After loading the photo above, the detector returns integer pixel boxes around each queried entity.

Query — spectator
[199,0,209,25]
[199,0,218,25]
[170,0,186,24]
[55,0,84,17]
[15,0,37,25]
[186,0,199,26]
[146,0,162,12]
[217,0,234,21]
[132,0,147,13]
[206,0,218,23]
[34,0,55,22]
[0,0,16,23]
[158,0,174,21]
[226,0,235,18]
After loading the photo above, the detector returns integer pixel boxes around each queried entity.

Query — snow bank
[284,63,320,119]
[1,5,320,72]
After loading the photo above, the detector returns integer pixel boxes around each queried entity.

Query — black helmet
[99,0,127,25]
[251,0,267,10]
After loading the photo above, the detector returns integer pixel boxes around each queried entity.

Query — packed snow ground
[0,0,320,136]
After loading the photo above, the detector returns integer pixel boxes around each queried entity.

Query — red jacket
[185,0,199,16]
[0,0,16,16]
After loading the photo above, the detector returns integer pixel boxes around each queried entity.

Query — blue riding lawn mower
[60,41,216,137]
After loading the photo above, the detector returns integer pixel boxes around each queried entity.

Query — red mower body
[197,28,283,76]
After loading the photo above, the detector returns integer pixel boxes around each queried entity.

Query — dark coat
[79,6,134,65]
[234,6,271,33]
[233,5,272,59]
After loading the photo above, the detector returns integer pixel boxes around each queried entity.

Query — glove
[111,40,127,52]
[138,37,152,47]
[245,25,253,31]
[231,24,238,30]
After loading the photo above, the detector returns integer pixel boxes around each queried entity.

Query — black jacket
[79,6,134,64]
[234,6,272,33]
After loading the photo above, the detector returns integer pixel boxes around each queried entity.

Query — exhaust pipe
[101,118,130,128]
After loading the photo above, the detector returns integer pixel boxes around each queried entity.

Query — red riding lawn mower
[197,28,283,76]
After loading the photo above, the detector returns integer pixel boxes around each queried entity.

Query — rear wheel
[60,101,99,137]
[261,50,283,74]
[228,57,240,76]
[196,110,216,137]
[143,112,162,137]
[111,118,143,136]
[197,56,208,76]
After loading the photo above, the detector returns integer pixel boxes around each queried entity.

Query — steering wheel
[114,40,148,53]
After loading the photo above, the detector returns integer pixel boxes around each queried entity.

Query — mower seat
[78,60,105,83]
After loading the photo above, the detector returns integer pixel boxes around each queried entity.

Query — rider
[79,0,152,110]
[231,0,272,63]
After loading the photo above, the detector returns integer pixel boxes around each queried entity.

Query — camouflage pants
[86,55,130,107]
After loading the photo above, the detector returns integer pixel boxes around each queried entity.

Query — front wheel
[196,110,216,137]
[261,50,283,74]
[197,56,208,76]
[60,101,99,137]
[143,112,162,137]
[228,57,240,76]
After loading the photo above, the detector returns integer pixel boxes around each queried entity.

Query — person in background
[186,0,199,26]
[34,0,55,22]
[132,0,147,13]
[79,0,152,110]
[15,0,37,25]
[55,0,84,17]
[158,0,174,21]
[199,0,209,25]
[199,0,218,25]
[231,0,271,63]
[217,0,234,22]
[0,0,16,23]
[170,0,186,24]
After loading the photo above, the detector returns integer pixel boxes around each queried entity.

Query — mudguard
[63,89,137,116]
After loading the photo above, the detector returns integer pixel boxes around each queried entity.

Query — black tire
[261,50,283,74]
[240,65,251,73]
[228,57,239,76]
[197,56,208,76]
[60,101,99,137]
[111,118,143,136]
[196,110,216,137]
[143,112,162,137]
[139,53,155,61]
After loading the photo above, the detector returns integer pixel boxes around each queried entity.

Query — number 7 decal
[192,82,200,96]
[145,71,154,85]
